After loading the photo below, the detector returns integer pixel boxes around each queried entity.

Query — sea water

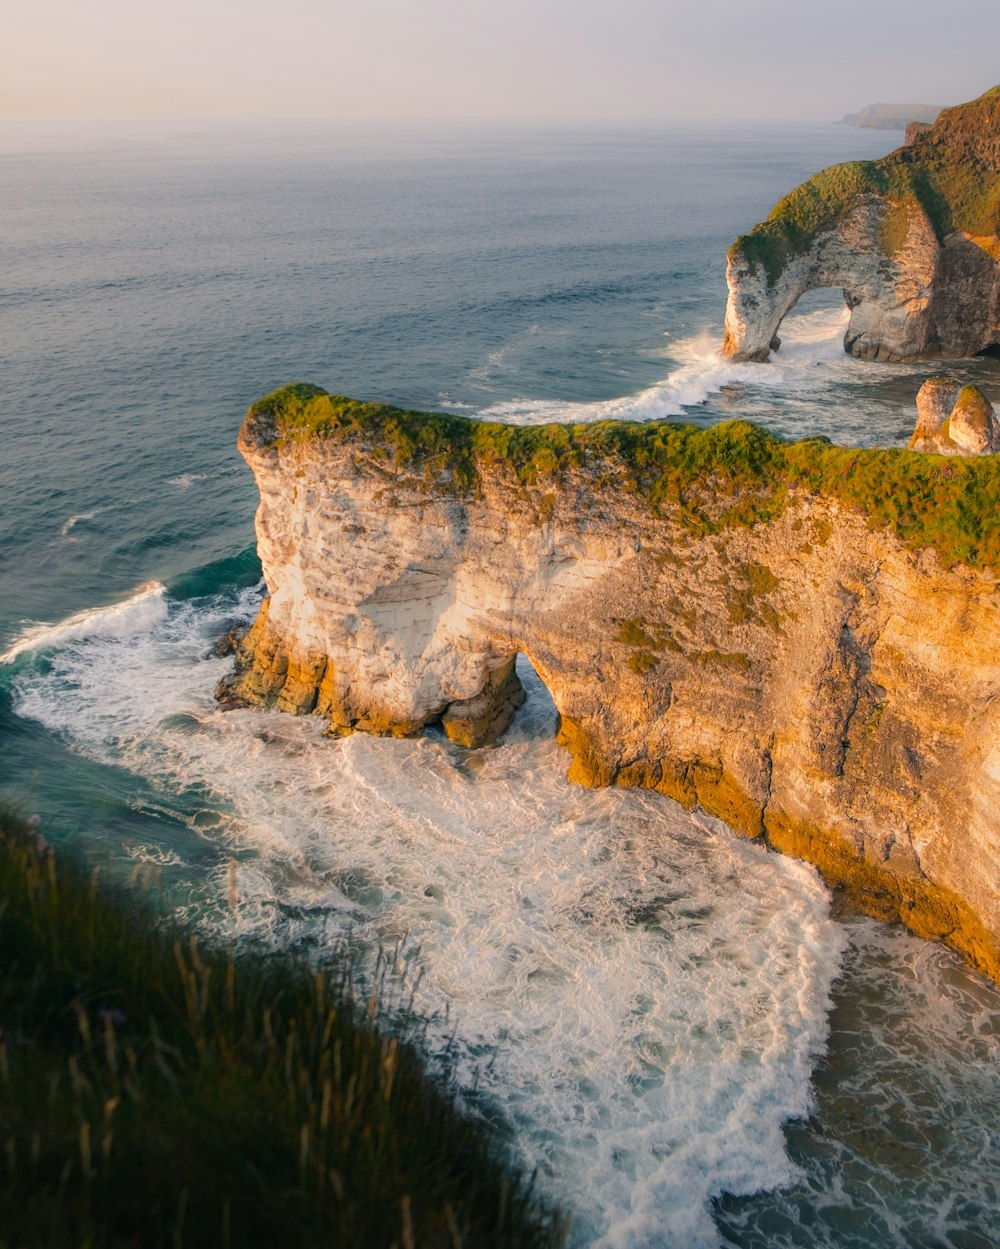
[2,119,1000,1248]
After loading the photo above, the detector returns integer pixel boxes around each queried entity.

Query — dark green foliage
[0,805,564,1249]
[250,386,1000,575]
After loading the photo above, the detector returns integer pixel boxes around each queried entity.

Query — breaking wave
[474,307,916,430]
[10,584,845,1247]
[0,581,167,664]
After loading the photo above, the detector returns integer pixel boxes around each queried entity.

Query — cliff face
[724,86,1000,363]
[220,385,1000,980]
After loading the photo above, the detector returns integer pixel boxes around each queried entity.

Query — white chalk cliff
[220,385,1000,981]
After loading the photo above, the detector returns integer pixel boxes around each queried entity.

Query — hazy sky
[5,0,998,123]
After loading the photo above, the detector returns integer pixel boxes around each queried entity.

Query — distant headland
[839,102,943,129]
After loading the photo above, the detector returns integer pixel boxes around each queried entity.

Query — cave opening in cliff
[774,286,852,354]
[513,653,559,743]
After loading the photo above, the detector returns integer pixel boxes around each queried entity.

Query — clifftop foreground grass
[0,805,563,1249]
[246,384,1000,575]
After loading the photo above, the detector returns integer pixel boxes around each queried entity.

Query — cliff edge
[724,86,1000,363]
[220,384,1000,980]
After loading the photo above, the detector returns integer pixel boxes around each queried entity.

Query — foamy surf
[0,581,168,664]
[473,307,918,431]
[167,472,211,490]
[10,587,846,1247]
[58,507,108,538]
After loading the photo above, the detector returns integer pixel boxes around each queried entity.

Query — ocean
[2,117,1000,1248]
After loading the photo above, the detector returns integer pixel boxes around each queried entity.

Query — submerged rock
[724,86,1000,364]
[909,378,1000,455]
[220,384,1000,981]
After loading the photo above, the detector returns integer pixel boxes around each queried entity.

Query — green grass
[247,386,1000,575]
[729,85,1000,286]
[0,804,564,1249]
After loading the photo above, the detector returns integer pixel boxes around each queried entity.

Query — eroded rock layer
[221,385,1000,979]
[724,86,1000,363]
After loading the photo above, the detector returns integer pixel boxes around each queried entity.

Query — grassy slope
[730,85,1000,286]
[248,385,1000,575]
[0,805,564,1249]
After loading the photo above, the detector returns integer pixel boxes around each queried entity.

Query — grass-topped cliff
[246,383,1000,574]
[732,85,1000,286]
[0,803,563,1248]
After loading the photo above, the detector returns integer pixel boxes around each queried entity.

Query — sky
[5,0,999,124]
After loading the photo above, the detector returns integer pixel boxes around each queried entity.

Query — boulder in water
[909,378,1000,454]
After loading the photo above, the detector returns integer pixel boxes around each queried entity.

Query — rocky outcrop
[220,384,1000,980]
[724,86,1000,363]
[905,121,933,147]
[909,378,1000,454]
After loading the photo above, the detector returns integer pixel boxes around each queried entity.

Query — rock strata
[909,378,1000,454]
[724,86,1000,363]
[220,385,1000,981]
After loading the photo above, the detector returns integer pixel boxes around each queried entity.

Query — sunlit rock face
[219,385,1000,981]
[909,378,1000,455]
[724,86,1000,363]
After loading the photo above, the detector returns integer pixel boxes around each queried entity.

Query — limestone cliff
[220,384,1000,979]
[724,86,1000,363]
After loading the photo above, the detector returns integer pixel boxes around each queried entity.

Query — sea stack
[723,86,1000,364]
[220,384,1000,981]
[909,378,1000,454]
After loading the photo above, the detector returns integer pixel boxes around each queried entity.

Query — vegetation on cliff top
[0,802,563,1248]
[730,84,1000,286]
[247,384,1000,575]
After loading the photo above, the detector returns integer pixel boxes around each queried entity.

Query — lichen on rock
[724,85,1000,363]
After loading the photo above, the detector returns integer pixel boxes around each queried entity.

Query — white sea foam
[714,913,1000,1248]
[474,307,916,430]
[59,507,108,537]
[167,472,211,490]
[10,588,846,1246]
[0,581,168,664]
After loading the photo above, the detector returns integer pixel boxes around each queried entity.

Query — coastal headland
[219,384,1000,980]
[724,85,1000,363]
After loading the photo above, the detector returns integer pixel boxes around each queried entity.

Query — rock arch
[723,195,942,363]
[722,85,1000,365]
[218,383,1000,979]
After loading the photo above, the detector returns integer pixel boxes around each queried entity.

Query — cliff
[724,86,1000,363]
[220,384,1000,980]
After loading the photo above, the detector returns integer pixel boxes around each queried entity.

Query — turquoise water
[3,119,1000,1247]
